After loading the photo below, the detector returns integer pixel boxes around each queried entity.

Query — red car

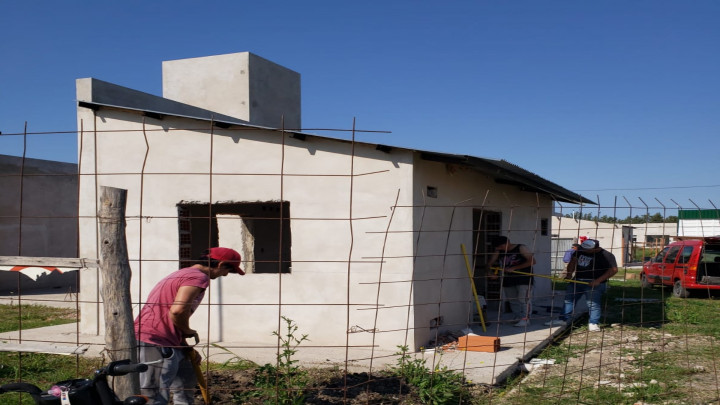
[641,236,720,298]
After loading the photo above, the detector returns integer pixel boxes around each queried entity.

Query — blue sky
[1,1,719,216]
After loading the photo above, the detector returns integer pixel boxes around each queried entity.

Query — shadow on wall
[0,267,78,294]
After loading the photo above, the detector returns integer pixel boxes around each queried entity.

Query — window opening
[177,201,291,273]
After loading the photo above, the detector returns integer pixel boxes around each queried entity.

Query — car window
[664,247,681,264]
[700,245,720,263]
[678,246,694,264]
[654,247,670,263]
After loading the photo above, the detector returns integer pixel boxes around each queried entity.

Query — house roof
[417,151,595,204]
[77,79,595,205]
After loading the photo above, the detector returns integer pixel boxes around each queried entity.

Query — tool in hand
[461,244,487,332]
[490,267,590,285]
[186,334,210,404]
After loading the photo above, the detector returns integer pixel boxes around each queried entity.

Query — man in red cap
[134,247,243,405]
[562,237,588,263]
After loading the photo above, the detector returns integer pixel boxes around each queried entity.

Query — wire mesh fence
[1,123,720,404]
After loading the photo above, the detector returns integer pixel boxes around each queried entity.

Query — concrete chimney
[162,52,301,129]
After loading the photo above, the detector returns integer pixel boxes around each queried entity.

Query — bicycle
[0,359,148,405]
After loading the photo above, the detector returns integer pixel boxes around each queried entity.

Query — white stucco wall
[553,217,682,266]
[162,52,301,129]
[77,108,426,350]
[409,159,554,346]
[630,222,678,242]
[552,216,627,266]
[678,220,720,237]
[77,106,563,352]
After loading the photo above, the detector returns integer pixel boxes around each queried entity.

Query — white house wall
[162,52,301,129]
[410,159,554,347]
[552,216,626,266]
[631,223,678,243]
[78,109,424,350]
[678,220,720,237]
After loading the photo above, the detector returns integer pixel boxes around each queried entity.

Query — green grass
[664,297,720,336]
[0,353,104,405]
[504,277,720,405]
[536,343,585,364]
[604,277,666,326]
[0,304,85,404]
[0,304,77,333]
[547,277,668,327]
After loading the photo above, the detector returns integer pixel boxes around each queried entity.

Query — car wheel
[673,280,690,298]
[641,273,653,289]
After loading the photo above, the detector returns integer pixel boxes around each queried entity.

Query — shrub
[391,345,469,405]
[240,316,310,405]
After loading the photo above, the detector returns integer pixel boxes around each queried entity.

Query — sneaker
[544,319,567,326]
[588,323,601,332]
[514,319,529,327]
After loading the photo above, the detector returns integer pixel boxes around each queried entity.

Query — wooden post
[98,186,139,398]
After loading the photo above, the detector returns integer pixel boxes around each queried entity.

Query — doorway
[472,209,502,305]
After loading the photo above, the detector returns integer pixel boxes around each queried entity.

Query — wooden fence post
[98,186,139,398]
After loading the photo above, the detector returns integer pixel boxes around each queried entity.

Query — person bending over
[135,247,244,405]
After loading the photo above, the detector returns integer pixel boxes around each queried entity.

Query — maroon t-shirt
[134,267,209,347]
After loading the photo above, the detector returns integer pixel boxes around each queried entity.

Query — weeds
[237,316,310,405]
[391,345,469,405]
[209,343,256,370]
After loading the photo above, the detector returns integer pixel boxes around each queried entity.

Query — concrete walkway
[0,291,579,386]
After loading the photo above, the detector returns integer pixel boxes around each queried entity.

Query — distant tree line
[564,212,679,224]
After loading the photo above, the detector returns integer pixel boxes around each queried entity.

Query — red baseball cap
[579,236,588,242]
[208,247,244,275]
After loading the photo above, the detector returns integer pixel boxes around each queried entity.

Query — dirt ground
[187,325,720,404]
[193,368,422,404]
[498,324,720,404]
[180,325,720,405]
[188,359,493,404]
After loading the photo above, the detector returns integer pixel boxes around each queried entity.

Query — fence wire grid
[1,123,720,405]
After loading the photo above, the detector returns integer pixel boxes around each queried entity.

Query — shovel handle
[188,349,210,404]
[183,335,209,404]
[491,267,590,285]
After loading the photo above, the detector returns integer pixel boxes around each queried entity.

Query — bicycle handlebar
[0,382,43,396]
[0,359,149,405]
[107,361,148,376]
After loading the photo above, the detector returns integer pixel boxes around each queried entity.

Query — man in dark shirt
[487,236,536,327]
[545,239,617,332]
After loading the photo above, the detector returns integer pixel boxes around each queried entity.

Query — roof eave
[78,100,594,205]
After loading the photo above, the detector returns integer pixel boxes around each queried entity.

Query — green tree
[562,212,677,224]
[648,213,664,223]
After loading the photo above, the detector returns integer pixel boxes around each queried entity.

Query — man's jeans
[561,281,606,325]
